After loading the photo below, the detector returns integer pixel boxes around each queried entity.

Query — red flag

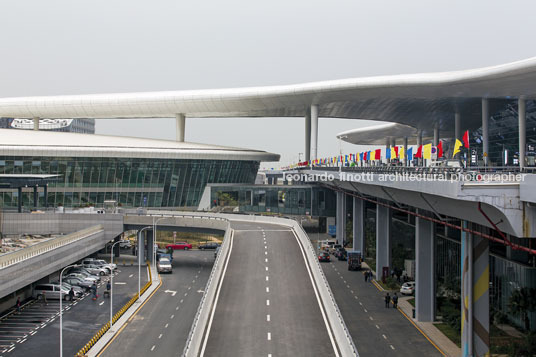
[363,152,368,161]
[415,145,423,158]
[463,130,470,148]
[394,146,399,158]
[375,148,381,160]
[437,141,443,158]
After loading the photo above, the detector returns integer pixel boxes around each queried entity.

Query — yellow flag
[391,147,396,159]
[399,146,405,160]
[452,139,463,158]
[371,150,376,160]
[423,144,432,160]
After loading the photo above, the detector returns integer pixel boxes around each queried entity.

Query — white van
[33,283,70,300]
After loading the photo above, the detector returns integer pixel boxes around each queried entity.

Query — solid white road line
[200,230,235,357]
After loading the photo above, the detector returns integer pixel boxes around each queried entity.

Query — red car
[318,252,331,262]
[165,242,192,250]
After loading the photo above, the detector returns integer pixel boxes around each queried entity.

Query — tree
[508,287,536,331]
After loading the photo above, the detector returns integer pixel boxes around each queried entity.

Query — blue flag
[386,148,391,159]
[407,147,413,161]
[359,152,363,161]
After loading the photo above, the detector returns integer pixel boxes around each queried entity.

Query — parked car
[81,264,109,276]
[52,281,84,298]
[119,240,132,248]
[318,252,331,262]
[157,258,172,273]
[82,259,115,273]
[400,281,416,295]
[63,276,92,290]
[66,268,101,282]
[32,284,70,300]
[65,272,100,284]
[165,242,192,250]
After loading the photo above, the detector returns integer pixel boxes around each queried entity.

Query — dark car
[335,248,347,261]
[318,252,331,262]
[199,242,219,250]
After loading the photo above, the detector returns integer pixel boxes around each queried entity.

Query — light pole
[153,216,171,265]
[60,264,79,357]
[109,240,126,331]
[137,226,152,302]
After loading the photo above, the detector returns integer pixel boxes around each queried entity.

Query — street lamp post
[153,216,170,265]
[60,264,79,357]
[137,226,152,302]
[109,240,125,332]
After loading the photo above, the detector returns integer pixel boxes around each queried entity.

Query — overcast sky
[1,0,535,168]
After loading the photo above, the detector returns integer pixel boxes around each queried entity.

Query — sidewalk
[363,262,461,357]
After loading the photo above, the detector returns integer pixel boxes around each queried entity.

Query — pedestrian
[384,293,390,308]
[42,291,47,305]
[364,271,368,282]
[16,297,21,313]
[392,293,398,309]
[68,288,75,301]
[91,283,98,300]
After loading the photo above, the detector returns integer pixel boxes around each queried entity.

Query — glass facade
[0,156,259,208]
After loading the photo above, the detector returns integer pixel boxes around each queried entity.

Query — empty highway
[201,222,337,357]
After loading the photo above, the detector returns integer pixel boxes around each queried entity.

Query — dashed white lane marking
[351,290,354,293]
[375,324,380,329]
[264,246,267,249]
[114,282,126,285]
[170,314,175,319]
[195,275,198,278]
[268,354,272,357]
[165,323,169,328]
[382,334,387,339]
[158,334,162,339]
[267,332,271,341]
[266,276,269,281]
[180,299,184,303]
[369,316,373,320]
[265,267,269,271]
[265,258,268,263]
[188,287,191,290]
[192,280,196,283]
[364,309,368,313]
[176,306,179,310]
[359,302,362,306]
[99,301,104,306]
[266,314,270,322]
[266,287,269,293]
[184,293,188,296]
[390,345,395,350]
[346,285,350,288]
[150,345,155,351]
[265,251,267,255]
[266,300,270,306]
[128,274,133,278]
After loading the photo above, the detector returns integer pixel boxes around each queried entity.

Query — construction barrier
[75,262,153,357]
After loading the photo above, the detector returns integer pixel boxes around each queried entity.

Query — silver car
[33,284,70,300]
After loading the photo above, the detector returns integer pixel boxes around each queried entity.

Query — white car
[400,282,416,295]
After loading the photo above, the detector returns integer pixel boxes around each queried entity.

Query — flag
[415,145,423,158]
[399,146,405,160]
[452,139,463,158]
[394,146,399,158]
[463,130,470,148]
[386,148,391,159]
[367,151,371,160]
[407,147,413,161]
[423,144,432,160]
[375,149,381,160]
[363,151,368,161]
[359,152,364,161]
[437,141,443,158]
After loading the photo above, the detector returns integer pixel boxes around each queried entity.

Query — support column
[33,117,39,131]
[404,137,409,166]
[310,104,319,160]
[175,113,186,142]
[305,109,311,162]
[482,99,489,166]
[17,187,22,213]
[461,222,490,357]
[433,124,439,147]
[376,204,391,280]
[336,191,346,246]
[33,186,38,208]
[415,211,435,322]
[44,185,48,208]
[519,98,526,170]
[455,111,461,141]
[352,197,365,254]
[146,230,155,264]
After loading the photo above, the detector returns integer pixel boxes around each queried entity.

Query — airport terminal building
[0,129,278,209]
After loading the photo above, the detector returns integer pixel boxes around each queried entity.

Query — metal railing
[0,225,104,270]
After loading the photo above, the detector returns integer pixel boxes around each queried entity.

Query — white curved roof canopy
[337,123,427,145]
[0,129,280,161]
[1,57,536,138]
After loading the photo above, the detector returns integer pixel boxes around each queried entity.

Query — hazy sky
[1,0,535,168]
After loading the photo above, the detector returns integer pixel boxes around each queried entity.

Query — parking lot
[0,257,149,357]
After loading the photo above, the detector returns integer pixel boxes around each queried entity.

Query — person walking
[68,288,75,301]
[16,297,21,313]
[91,283,98,300]
[384,293,390,308]
[42,291,47,306]
[364,271,368,282]
[392,293,399,309]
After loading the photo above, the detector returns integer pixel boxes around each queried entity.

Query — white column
[175,113,186,142]
[482,99,489,165]
[352,197,365,254]
[310,104,319,160]
[519,98,526,169]
[305,109,311,162]
[33,117,40,131]
[376,204,391,280]
[455,111,461,141]
[415,211,435,322]
[433,124,439,146]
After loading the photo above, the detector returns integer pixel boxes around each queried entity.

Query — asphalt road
[321,257,443,357]
[101,250,214,357]
[5,264,148,357]
[202,222,337,357]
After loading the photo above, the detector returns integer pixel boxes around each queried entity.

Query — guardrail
[182,218,232,357]
[75,261,154,357]
[0,225,104,270]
